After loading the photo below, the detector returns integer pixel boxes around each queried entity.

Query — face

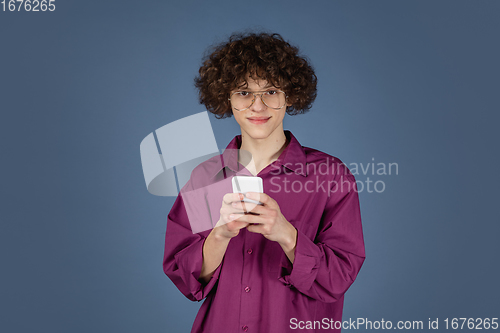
[230,76,289,142]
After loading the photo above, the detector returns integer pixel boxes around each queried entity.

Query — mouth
[247,116,271,125]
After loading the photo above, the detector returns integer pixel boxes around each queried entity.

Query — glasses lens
[231,90,286,110]
[231,91,254,110]
[262,90,286,109]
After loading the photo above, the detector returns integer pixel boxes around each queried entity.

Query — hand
[231,192,298,259]
[212,193,250,240]
[199,193,249,283]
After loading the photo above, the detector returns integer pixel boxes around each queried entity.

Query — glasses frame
[228,89,288,111]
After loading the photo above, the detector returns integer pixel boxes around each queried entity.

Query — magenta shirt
[163,130,365,332]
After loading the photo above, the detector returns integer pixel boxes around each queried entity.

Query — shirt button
[247,248,253,254]
[244,286,251,293]
[242,325,248,331]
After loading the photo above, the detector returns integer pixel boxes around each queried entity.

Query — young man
[164,32,365,332]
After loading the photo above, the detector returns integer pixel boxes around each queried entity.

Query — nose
[249,93,266,112]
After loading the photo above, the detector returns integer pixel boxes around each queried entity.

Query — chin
[243,128,273,140]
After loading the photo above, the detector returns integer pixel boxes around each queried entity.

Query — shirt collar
[211,130,308,179]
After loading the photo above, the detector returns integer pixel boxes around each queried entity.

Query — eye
[236,91,251,97]
[265,90,278,95]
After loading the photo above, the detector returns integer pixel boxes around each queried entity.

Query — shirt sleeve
[278,173,365,303]
[163,185,222,302]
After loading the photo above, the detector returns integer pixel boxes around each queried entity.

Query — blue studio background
[1,1,499,332]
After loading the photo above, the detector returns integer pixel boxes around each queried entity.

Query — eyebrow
[236,84,275,90]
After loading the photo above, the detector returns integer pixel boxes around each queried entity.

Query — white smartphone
[232,176,263,205]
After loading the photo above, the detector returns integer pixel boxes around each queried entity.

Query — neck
[239,127,288,175]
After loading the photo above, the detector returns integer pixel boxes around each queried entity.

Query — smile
[247,117,271,125]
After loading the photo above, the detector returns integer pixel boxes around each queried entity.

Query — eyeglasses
[228,89,287,111]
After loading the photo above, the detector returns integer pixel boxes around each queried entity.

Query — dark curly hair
[194,32,317,119]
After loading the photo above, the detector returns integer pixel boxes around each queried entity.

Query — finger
[233,201,270,216]
[224,220,250,231]
[230,213,262,224]
[220,202,246,218]
[247,203,271,215]
[222,210,246,223]
[221,206,246,217]
[222,192,244,205]
[246,223,267,235]
[245,192,276,208]
[218,213,236,226]
[231,200,263,213]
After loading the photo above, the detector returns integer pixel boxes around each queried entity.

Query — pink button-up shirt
[163,130,365,332]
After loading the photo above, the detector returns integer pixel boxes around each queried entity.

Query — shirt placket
[239,229,256,332]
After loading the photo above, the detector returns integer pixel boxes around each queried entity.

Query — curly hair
[194,32,317,119]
